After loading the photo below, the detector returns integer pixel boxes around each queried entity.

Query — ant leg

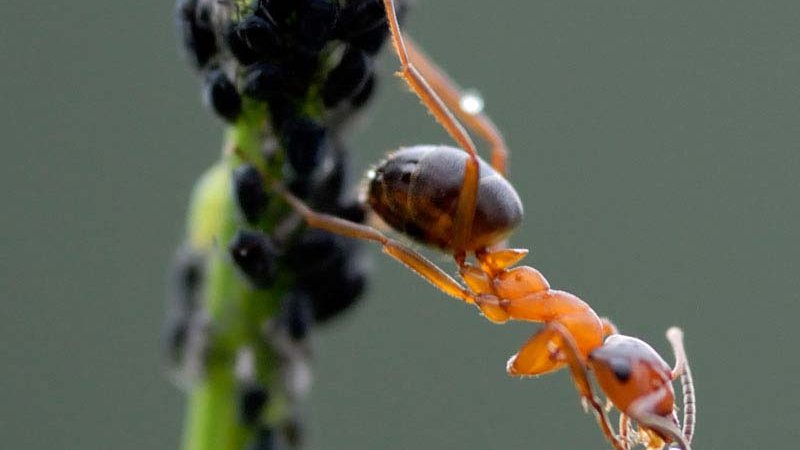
[619,414,632,449]
[405,37,509,174]
[546,322,627,450]
[627,388,691,450]
[382,0,479,250]
[667,328,696,445]
[505,324,566,377]
[277,186,475,304]
[505,311,603,376]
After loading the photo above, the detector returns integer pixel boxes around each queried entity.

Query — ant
[246,1,697,448]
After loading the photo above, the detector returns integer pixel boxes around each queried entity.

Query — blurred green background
[2,0,799,448]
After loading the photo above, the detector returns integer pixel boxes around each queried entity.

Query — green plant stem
[181,108,287,450]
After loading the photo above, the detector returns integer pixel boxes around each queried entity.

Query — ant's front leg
[627,388,691,450]
[276,186,476,305]
[539,322,628,450]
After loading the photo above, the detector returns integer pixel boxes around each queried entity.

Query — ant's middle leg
[504,311,603,377]
[277,186,476,305]
[382,0,479,251]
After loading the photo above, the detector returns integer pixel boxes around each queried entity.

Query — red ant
[264,1,697,448]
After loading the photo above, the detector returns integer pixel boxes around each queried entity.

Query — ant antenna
[667,327,696,445]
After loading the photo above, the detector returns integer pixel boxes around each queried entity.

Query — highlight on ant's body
[233,1,698,448]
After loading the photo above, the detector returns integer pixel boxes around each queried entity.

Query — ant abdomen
[366,145,523,251]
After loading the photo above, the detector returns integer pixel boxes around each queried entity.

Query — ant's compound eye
[296,0,340,54]
[238,383,270,426]
[282,117,330,177]
[176,0,217,69]
[609,358,632,383]
[322,47,371,108]
[233,164,269,225]
[204,69,242,122]
[230,230,279,289]
[243,62,288,101]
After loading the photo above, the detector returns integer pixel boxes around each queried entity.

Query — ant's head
[588,335,675,418]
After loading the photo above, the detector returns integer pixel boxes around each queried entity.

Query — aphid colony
[168,1,408,449]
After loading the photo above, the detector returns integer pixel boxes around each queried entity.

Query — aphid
[247,426,275,450]
[170,246,204,311]
[280,289,313,340]
[322,46,371,107]
[233,164,270,224]
[238,383,270,426]
[337,0,408,55]
[266,2,696,449]
[281,117,329,177]
[227,15,283,65]
[349,73,376,108]
[295,0,340,55]
[176,0,218,69]
[229,230,278,289]
[257,0,294,27]
[337,0,386,40]
[161,310,190,366]
[204,68,242,122]
[243,62,288,101]
[304,254,366,322]
[284,230,366,322]
[162,247,204,366]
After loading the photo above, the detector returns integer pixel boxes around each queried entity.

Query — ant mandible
[269,1,697,449]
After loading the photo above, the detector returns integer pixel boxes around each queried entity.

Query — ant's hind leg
[382,0,479,250]
[277,186,475,305]
[405,38,509,174]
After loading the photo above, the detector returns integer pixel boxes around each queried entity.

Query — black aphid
[238,383,270,426]
[233,164,269,225]
[176,0,218,68]
[230,230,279,289]
[246,426,276,450]
[228,16,283,65]
[350,73,377,108]
[296,0,340,55]
[281,289,313,341]
[204,69,242,122]
[322,47,371,108]
[282,117,329,176]
[243,62,288,101]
